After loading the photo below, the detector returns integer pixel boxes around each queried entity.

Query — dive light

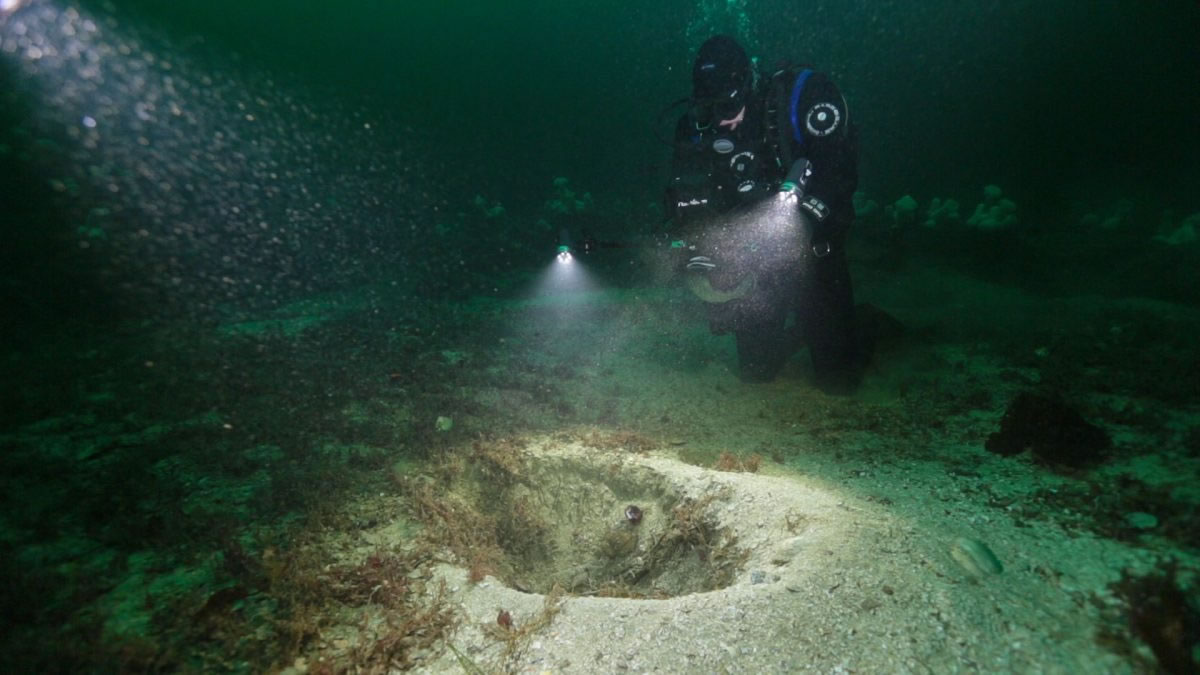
[557,228,613,262]
[779,159,813,197]
[556,228,573,263]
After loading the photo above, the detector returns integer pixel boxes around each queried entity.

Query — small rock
[985,393,1111,466]
[770,536,804,564]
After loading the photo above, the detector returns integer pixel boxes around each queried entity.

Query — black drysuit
[666,67,863,392]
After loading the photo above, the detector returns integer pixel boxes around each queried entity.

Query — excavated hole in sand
[454,450,745,597]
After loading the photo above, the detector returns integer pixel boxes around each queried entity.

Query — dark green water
[2,1,1199,671]
[86,0,1200,206]
[95,0,1200,201]
[4,0,1200,321]
[4,0,1199,322]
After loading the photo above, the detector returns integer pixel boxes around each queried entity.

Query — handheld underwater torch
[779,159,813,199]
[776,158,832,257]
[556,227,635,263]
[556,228,578,263]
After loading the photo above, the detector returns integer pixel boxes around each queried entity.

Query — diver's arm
[790,73,859,237]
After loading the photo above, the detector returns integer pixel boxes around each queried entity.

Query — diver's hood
[686,271,756,303]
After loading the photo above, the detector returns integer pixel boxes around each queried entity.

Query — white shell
[950,537,1003,577]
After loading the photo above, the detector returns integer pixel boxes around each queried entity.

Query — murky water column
[0,0,424,318]
[686,0,754,50]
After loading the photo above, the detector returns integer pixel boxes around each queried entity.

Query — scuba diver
[664,35,866,394]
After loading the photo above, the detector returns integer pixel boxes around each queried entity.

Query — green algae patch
[100,552,222,641]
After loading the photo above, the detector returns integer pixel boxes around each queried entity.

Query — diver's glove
[798,195,830,223]
[780,159,833,256]
[779,158,830,223]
